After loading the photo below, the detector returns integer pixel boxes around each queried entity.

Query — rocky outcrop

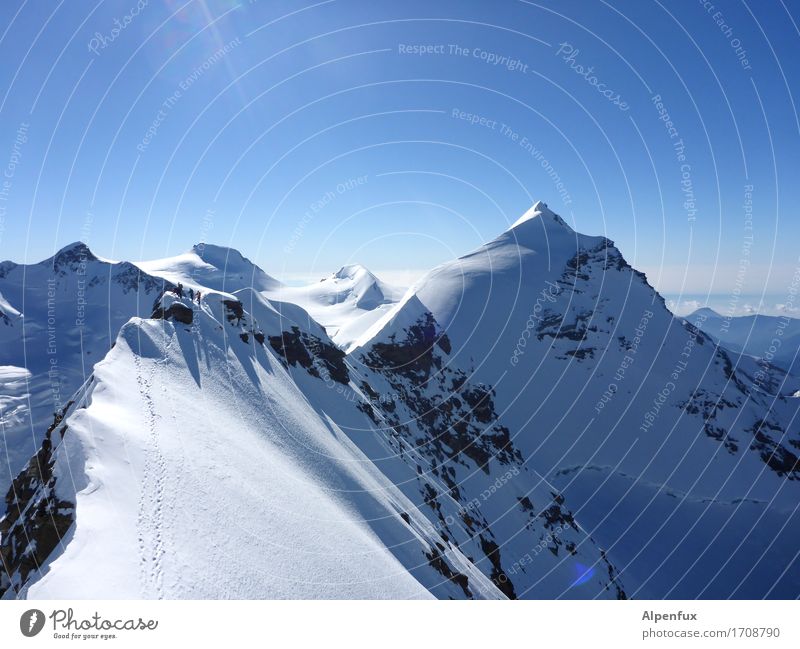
[152,300,194,325]
[356,311,626,599]
[268,326,349,385]
[0,398,80,598]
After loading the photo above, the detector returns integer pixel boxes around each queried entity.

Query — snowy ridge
[2,202,800,599]
[4,288,615,599]
[0,242,172,496]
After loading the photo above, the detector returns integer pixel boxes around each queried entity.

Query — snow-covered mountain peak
[50,240,96,259]
[190,242,252,269]
[137,243,281,293]
[331,263,373,281]
[39,241,99,274]
[509,200,571,231]
[268,264,407,350]
[325,263,398,308]
[4,211,800,599]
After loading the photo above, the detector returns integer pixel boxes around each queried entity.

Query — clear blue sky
[0,0,798,307]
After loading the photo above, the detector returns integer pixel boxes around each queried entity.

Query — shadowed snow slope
[3,289,624,599]
[3,202,800,599]
[0,242,170,495]
[352,201,800,597]
[688,307,800,376]
[10,292,497,599]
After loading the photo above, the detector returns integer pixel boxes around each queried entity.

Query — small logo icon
[20,609,45,637]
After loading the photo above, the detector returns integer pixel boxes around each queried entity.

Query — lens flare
[571,563,595,588]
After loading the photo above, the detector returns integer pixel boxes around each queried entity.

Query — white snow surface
[135,243,282,294]
[351,201,800,597]
[26,292,501,599]
[0,242,169,495]
[268,264,407,351]
[4,202,800,599]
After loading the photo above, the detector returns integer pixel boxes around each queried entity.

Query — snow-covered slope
[135,243,282,294]
[3,203,799,599]
[269,264,406,351]
[0,242,170,496]
[137,247,405,351]
[2,287,620,599]
[8,292,470,598]
[352,201,800,597]
[688,307,800,376]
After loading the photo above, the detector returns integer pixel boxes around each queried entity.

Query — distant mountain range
[2,202,799,599]
[688,307,800,377]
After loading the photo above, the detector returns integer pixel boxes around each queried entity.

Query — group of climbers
[172,282,202,304]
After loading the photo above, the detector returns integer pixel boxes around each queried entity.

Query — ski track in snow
[134,352,167,599]
[5,208,800,600]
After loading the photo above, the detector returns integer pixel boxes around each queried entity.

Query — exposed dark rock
[681,388,740,454]
[747,418,800,479]
[152,301,193,325]
[223,300,244,325]
[424,546,472,598]
[0,260,18,278]
[600,549,627,599]
[363,315,521,475]
[112,263,170,294]
[565,347,595,360]
[0,403,77,598]
[368,312,450,381]
[268,326,349,384]
[479,535,516,599]
[517,496,534,512]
